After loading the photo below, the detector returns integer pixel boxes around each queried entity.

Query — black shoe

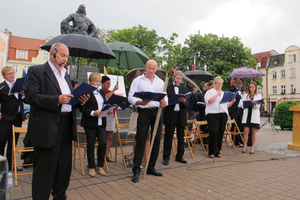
[175,158,187,164]
[132,173,139,183]
[146,169,163,176]
[163,159,169,165]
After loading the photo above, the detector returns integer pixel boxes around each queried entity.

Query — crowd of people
[0,42,262,199]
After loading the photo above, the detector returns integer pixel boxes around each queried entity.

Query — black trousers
[84,126,107,168]
[32,113,72,200]
[207,113,228,156]
[133,108,162,174]
[0,113,22,170]
[163,111,185,160]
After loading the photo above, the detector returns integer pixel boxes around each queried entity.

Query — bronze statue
[61,4,99,39]
[61,4,99,66]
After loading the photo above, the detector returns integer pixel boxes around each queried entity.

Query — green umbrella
[94,41,150,70]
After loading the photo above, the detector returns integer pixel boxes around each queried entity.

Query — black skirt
[242,107,260,129]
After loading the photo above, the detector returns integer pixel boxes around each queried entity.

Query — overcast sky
[1,0,299,54]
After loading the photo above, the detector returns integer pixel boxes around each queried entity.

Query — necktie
[174,85,179,87]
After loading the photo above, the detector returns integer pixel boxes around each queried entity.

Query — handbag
[124,153,134,167]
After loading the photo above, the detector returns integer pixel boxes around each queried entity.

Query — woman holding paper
[80,72,111,177]
[241,81,261,154]
[205,76,235,158]
[101,76,118,162]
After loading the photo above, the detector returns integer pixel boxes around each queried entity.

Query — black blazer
[80,89,107,129]
[228,87,244,115]
[163,84,188,128]
[0,81,25,121]
[24,62,77,148]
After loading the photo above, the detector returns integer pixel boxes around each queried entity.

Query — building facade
[6,34,48,78]
[267,45,300,112]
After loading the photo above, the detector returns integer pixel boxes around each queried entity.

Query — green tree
[104,25,178,67]
[183,32,259,90]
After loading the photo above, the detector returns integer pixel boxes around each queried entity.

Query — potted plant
[273,101,300,130]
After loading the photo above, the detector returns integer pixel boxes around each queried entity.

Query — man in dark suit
[23,43,88,200]
[163,74,188,165]
[0,66,26,171]
[228,79,244,146]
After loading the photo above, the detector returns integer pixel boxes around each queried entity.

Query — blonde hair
[214,76,223,83]
[203,80,214,90]
[1,66,14,76]
[89,72,102,82]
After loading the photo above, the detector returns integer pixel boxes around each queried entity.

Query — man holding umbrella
[128,60,167,183]
[228,79,245,146]
[24,43,89,199]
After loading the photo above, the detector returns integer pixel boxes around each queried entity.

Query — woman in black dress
[241,81,262,154]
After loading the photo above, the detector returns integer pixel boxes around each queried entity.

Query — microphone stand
[260,97,278,135]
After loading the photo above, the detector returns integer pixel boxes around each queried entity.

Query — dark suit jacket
[228,87,244,117]
[0,81,25,121]
[163,84,188,128]
[80,90,107,129]
[23,62,77,148]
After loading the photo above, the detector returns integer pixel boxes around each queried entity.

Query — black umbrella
[184,70,213,80]
[40,34,116,80]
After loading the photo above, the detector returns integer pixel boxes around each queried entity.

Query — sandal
[106,157,114,162]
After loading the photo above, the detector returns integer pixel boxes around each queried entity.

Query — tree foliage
[273,101,300,129]
[94,27,259,91]
[182,32,259,90]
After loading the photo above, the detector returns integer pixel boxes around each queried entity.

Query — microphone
[219,87,222,96]
[53,48,63,66]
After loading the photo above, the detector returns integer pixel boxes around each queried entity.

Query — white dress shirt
[128,74,168,108]
[204,88,229,115]
[48,61,72,113]
[173,83,180,111]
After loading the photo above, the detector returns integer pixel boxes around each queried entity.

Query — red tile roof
[9,35,45,50]
[253,50,278,68]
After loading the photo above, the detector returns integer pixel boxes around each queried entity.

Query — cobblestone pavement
[9,117,300,200]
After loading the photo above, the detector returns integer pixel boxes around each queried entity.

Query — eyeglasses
[5,72,15,76]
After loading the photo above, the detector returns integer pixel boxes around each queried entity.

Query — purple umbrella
[228,67,265,78]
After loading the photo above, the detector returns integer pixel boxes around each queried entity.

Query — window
[289,54,296,62]
[272,71,277,79]
[12,64,19,73]
[281,70,285,78]
[43,53,49,61]
[281,85,286,94]
[273,60,278,65]
[23,66,29,74]
[291,85,296,93]
[17,50,26,59]
[272,86,277,94]
[257,87,263,95]
[291,68,295,77]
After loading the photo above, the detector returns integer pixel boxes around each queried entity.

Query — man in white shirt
[128,60,167,183]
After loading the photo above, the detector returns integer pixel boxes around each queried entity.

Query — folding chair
[183,127,194,159]
[11,122,34,186]
[194,120,209,156]
[73,125,109,175]
[223,119,244,153]
[114,113,134,167]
